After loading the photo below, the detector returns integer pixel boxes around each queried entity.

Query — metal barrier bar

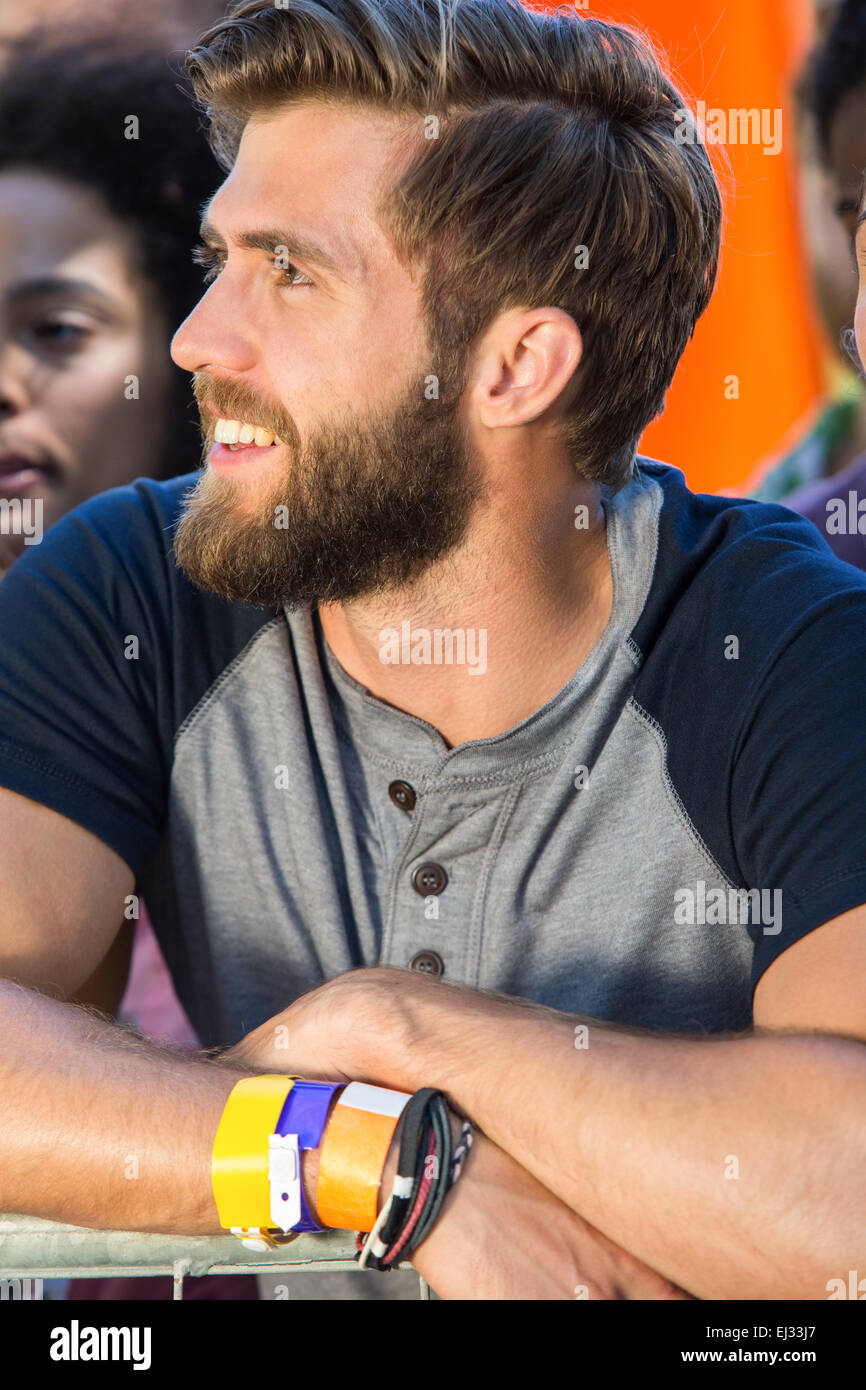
[0,1214,427,1297]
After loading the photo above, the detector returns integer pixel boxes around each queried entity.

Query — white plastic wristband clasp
[268,1132,301,1233]
[231,1226,278,1253]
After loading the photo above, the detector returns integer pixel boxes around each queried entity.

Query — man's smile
[203,398,285,469]
[213,417,282,448]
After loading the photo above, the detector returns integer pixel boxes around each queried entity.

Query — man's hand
[223,965,491,1090]
[228,969,692,1298]
[228,961,866,1298]
[405,1120,692,1300]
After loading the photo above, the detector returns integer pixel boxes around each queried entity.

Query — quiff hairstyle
[186,0,721,489]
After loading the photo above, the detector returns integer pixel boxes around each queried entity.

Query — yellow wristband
[212,1075,297,1230]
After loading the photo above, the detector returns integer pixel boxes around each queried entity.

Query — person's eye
[275,260,313,288]
[28,318,91,347]
[836,199,860,240]
[192,243,225,284]
[191,243,313,289]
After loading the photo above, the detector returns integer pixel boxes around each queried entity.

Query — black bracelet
[380,1100,444,1268]
[357,1087,440,1271]
[406,1095,452,1254]
[357,1090,475,1272]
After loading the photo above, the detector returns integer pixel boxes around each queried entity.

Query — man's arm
[0,976,244,1232]
[0,974,690,1298]
[0,788,687,1295]
[68,923,135,1017]
[408,985,866,1301]
[414,909,866,1299]
[0,787,133,1001]
[0,786,232,1230]
[232,909,866,1300]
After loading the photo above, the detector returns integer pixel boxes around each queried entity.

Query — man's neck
[317,483,613,749]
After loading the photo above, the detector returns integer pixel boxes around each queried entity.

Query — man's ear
[474,307,583,429]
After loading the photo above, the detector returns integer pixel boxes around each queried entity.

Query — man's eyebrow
[198,215,353,281]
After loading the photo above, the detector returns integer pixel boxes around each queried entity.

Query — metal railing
[0,1214,430,1299]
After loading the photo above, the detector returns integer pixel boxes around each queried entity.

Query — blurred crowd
[2,0,866,1299]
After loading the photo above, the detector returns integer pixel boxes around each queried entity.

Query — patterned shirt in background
[785,452,866,571]
[754,377,865,503]
[749,373,866,572]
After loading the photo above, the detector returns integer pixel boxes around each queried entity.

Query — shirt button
[411,862,448,896]
[410,950,444,977]
[388,780,416,813]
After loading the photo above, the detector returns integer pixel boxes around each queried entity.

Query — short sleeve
[0,485,173,878]
[730,581,866,990]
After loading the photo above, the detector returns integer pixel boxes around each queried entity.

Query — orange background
[540,1,826,495]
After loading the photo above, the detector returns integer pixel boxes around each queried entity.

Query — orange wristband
[315,1082,412,1231]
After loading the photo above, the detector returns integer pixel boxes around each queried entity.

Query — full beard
[172,373,484,609]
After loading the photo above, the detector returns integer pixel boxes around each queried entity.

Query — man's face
[170,101,483,608]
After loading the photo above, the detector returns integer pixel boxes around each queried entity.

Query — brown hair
[186,0,722,489]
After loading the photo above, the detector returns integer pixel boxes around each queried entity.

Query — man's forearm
[0,978,266,1233]
[397,987,866,1299]
[0,977,690,1300]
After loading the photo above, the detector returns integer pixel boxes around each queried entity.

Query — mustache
[191,373,295,441]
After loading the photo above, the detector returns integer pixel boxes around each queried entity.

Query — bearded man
[0,0,864,1301]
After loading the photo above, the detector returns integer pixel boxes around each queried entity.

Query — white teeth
[214,418,239,444]
[213,417,281,447]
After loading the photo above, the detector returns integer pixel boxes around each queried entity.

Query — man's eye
[191,244,313,288]
[276,261,314,287]
[192,244,225,284]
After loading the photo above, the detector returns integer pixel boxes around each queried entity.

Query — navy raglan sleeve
[729,571,866,990]
[0,482,175,879]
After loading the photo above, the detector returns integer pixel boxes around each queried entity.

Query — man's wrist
[408,986,588,1141]
[220,1077,459,1241]
[295,1096,403,1233]
[367,1099,468,1269]
[305,1092,430,1233]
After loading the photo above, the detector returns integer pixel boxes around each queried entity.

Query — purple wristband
[273,1081,344,1233]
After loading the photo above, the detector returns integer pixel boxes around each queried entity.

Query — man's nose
[170,286,258,376]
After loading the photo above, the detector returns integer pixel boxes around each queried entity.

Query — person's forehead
[0,169,112,242]
[830,85,866,187]
[0,169,138,289]
[209,101,413,280]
